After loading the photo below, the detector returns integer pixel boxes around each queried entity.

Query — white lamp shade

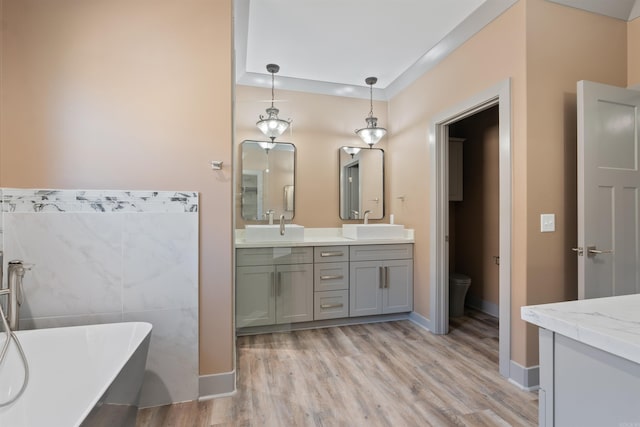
[257,117,290,140]
[356,127,386,147]
[256,106,291,140]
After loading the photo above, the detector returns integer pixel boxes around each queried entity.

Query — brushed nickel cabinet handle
[270,272,275,296]
[379,266,384,289]
[320,275,344,280]
[277,271,282,296]
[320,303,344,309]
[321,251,344,257]
[385,266,389,289]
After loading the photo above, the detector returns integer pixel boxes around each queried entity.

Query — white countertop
[235,227,414,248]
[521,294,640,365]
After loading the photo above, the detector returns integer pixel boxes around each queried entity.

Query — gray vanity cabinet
[236,247,313,328]
[349,244,413,317]
[313,246,349,320]
[236,265,276,327]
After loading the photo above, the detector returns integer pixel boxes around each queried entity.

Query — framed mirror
[241,140,296,221]
[339,146,384,220]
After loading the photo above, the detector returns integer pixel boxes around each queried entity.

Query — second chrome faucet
[363,210,372,225]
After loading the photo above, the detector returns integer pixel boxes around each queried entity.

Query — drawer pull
[320,275,344,280]
[321,251,344,257]
[320,303,344,309]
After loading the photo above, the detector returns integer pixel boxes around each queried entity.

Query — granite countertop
[521,294,640,364]
[235,227,415,248]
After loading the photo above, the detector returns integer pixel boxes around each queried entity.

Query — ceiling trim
[234,0,518,100]
[385,0,519,99]
[234,0,515,101]
[545,0,640,21]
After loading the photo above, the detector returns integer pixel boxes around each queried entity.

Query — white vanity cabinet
[236,247,313,328]
[313,246,349,320]
[349,244,413,317]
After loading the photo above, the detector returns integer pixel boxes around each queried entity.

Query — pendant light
[355,77,386,147]
[256,64,291,141]
[342,146,361,158]
[258,141,277,153]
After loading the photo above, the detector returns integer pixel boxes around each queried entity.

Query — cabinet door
[383,259,413,314]
[236,265,276,327]
[276,264,314,324]
[350,261,383,317]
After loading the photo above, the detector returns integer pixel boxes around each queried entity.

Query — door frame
[428,78,512,378]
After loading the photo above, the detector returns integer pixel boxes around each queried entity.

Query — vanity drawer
[314,290,349,320]
[237,247,313,266]
[349,244,413,262]
[314,246,349,263]
[314,262,349,292]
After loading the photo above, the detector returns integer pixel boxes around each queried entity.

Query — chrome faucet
[363,210,372,224]
[279,214,286,236]
[7,261,29,330]
[264,209,275,225]
[0,257,30,331]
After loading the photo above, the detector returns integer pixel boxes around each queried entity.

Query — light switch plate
[541,214,555,233]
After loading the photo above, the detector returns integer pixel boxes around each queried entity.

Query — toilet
[449,273,471,317]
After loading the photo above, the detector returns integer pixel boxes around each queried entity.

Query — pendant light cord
[271,71,275,109]
[368,84,374,118]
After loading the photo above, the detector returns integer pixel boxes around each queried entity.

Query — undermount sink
[244,224,305,242]
[342,224,405,240]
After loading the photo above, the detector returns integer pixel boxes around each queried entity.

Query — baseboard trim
[509,360,539,391]
[199,370,236,400]
[465,294,499,318]
[236,313,411,336]
[408,311,431,332]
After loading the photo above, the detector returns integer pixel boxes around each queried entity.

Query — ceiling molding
[546,0,639,21]
[238,0,638,100]
[385,0,519,99]
[234,0,516,101]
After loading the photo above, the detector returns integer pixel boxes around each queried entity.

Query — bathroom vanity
[235,228,414,334]
[522,295,640,427]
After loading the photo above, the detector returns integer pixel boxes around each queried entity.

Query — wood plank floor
[136,310,538,426]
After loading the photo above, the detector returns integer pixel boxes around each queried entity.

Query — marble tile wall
[0,188,199,408]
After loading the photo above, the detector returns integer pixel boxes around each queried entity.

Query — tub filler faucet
[0,252,32,407]
[0,254,32,331]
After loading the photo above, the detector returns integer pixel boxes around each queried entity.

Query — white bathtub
[0,321,152,427]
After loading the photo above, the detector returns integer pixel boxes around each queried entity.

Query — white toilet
[449,273,471,317]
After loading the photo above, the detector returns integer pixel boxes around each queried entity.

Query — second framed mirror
[339,146,384,220]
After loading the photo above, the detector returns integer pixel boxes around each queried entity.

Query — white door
[577,81,640,299]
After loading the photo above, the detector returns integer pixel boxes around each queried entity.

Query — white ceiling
[235,0,640,100]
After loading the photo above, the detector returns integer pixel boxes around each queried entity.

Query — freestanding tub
[0,322,152,427]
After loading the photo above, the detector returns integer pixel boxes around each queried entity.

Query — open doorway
[428,79,512,379]
[446,106,501,371]
[448,106,500,320]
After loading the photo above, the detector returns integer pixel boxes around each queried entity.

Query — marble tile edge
[1,188,199,213]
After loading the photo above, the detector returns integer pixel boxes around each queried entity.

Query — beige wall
[389,0,629,367]
[235,85,389,228]
[388,0,529,363]
[629,17,640,87]
[450,106,500,306]
[523,0,627,364]
[0,0,234,375]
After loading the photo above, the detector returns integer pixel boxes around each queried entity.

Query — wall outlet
[540,214,555,233]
